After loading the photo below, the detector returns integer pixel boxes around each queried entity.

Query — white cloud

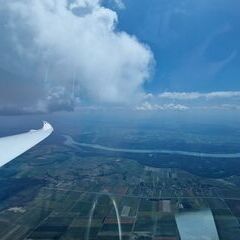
[158,91,240,100]
[111,0,125,9]
[159,92,202,100]
[136,102,189,111]
[143,93,154,100]
[205,91,240,99]
[135,91,240,112]
[0,0,153,112]
[198,104,240,111]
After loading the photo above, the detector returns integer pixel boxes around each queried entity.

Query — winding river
[64,135,240,159]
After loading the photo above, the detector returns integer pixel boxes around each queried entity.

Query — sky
[0,0,239,115]
[115,0,240,93]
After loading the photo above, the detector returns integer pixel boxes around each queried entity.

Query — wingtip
[42,121,54,132]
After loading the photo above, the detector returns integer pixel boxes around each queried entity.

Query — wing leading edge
[0,121,53,167]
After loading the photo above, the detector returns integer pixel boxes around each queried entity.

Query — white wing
[0,121,53,167]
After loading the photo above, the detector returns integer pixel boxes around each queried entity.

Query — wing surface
[0,121,53,167]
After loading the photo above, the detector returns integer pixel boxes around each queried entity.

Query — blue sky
[113,0,240,92]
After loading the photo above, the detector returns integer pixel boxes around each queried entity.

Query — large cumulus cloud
[0,0,153,114]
